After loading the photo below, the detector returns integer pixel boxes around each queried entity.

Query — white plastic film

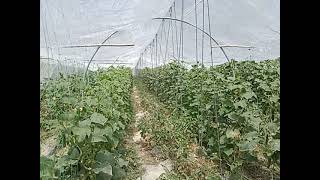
[40,0,279,73]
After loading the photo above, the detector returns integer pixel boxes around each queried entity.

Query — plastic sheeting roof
[40,0,279,68]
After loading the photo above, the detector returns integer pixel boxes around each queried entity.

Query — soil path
[131,86,172,180]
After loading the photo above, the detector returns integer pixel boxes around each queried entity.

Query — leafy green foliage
[40,67,134,179]
[40,156,57,179]
[137,59,280,178]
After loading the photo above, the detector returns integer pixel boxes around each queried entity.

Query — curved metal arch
[84,31,119,81]
[153,17,230,62]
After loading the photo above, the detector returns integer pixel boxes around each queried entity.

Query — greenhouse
[40,0,280,179]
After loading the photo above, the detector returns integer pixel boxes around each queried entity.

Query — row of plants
[137,59,280,179]
[40,67,137,179]
[136,80,220,179]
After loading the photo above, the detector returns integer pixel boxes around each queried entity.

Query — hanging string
[142,54,144,71]
[177,2,182,62]
[57,1,71,45]
[212,69,224,178]
[141,53,143,70]
[201,0,205,66]
[40,1,50,58]
[140,57,142,71]
[145,48,148,68]
[137,57,140,72]
[180,0,184,62]
[40,7,49,61]
[137,58,140,73]
[173,2,179,62]
[44,0,61,61]
[148,44,152,67]
[152,40,154,69]
[206,0,223,177]
[147,44,151,68]
[197,0,207,151]
[195,0,199,64]
[206,0,213,66]
[151,41,154,68]
[168,7,176,62]
[43,3,54,60]
[155,34,158,67]
[143,52,145,70]
[40,1,51,78]
[164,19,170,65]
[152,17,230,63]
[158,20,166,65]
[57,0,73,71]
[169,7,175,60]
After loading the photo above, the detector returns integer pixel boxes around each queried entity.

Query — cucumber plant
[40,67,134,179]
[137,59,280,179]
